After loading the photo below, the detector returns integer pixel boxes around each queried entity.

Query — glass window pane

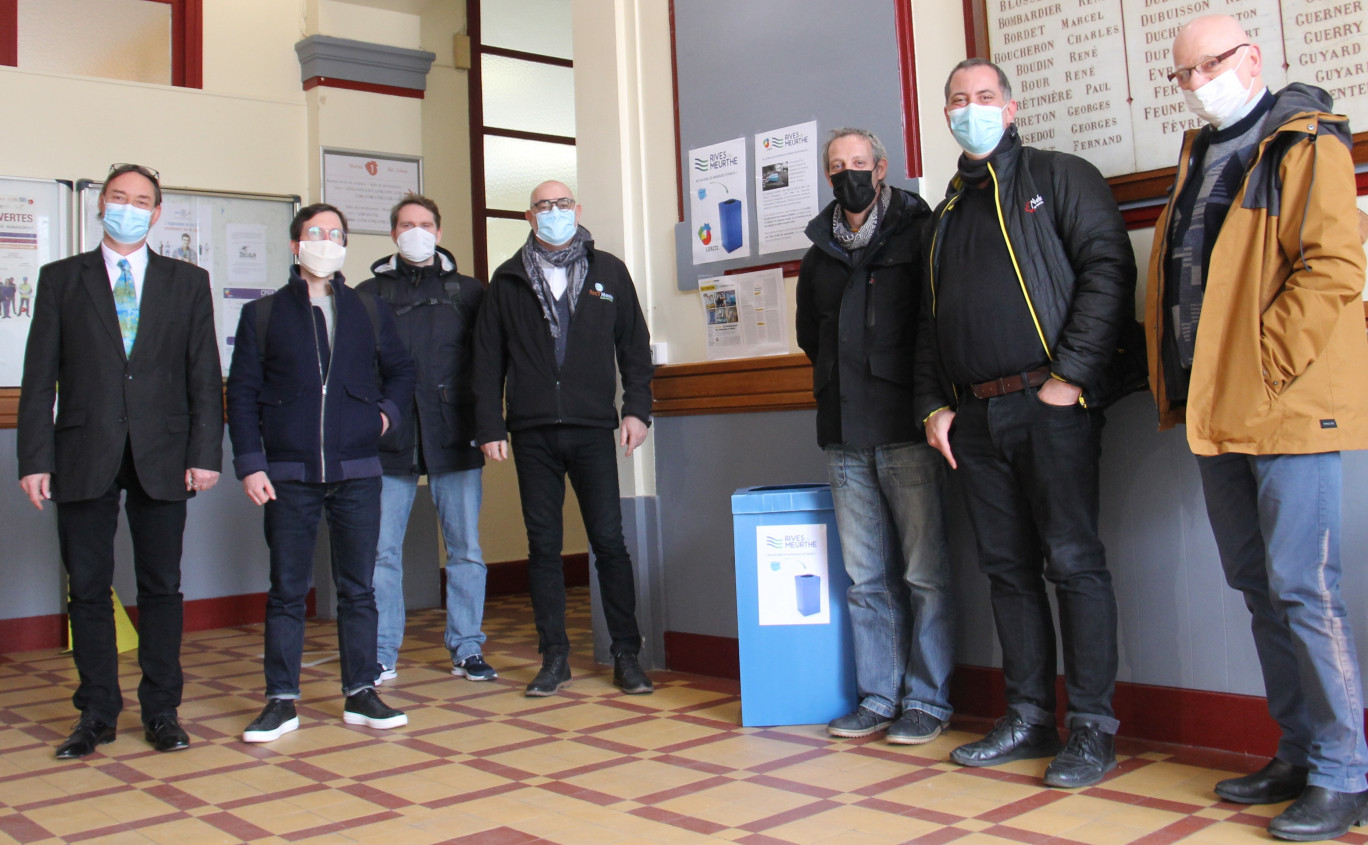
[487,217,535,268]
[482,0,572,60]
[484,136,578,212]
[482,55,576,137]
[18,0,171,85]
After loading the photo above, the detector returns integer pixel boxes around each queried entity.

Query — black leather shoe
[1043,721,1116,788]
[612,651,653,695]
[525,652,571,697]
[1268,786,1368,841]
[56,713,116,759]
[1215,757,1309,805]
[950,714,1061,768]
[143,713,190,752]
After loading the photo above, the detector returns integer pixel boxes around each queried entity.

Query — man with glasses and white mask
[472,180,654,697]
[356,195,493,686]
[18,163,223,758]
[227,203,415,743]
[1148,14,1368,839]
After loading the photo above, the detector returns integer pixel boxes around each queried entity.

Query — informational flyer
[220,222,275,366]
[0,193,42,383]
[755,523,830,626]
[221,287,275,365]
[754,121,819,254]
[688,136,750,264]
[150,196,203,266]
[698,268,788,360]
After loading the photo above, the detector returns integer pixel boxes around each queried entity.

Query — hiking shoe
[243,699,299,743]
[452,654,498,681]
[612,651,654,695]
[342,689,407,730]
[827,706,893,738]
[525,652,571,697]
[887,709,948,745]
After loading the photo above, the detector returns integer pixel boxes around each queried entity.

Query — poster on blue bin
[755,523,829,625]
[688,136,750,264]
[754,120,818,254]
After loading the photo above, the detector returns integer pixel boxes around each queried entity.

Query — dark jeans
[951,389,1119,732]
[512,425,641,656]
[57,440,187,725]
[263,477,382,698]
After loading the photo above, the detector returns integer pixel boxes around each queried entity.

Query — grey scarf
[521,225,590,339]
[831,184,892,251]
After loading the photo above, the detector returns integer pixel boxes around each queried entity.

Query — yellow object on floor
[64,588,139,654]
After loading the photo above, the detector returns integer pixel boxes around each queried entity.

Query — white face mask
[1182,47,1251,129]
[395,227,437,264]
[297,239,346,278]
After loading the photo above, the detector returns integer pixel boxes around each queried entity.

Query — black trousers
[56,440,186,724]
[512,425,641,656]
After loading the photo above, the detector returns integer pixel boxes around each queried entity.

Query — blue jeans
[1197,451,1368,793]
[263,477,381,698]
[826,441,954,721]
[374,470,487,666]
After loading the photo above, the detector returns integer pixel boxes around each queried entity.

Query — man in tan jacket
[1147,14,1368,841]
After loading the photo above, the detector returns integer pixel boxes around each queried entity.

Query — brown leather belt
[970,365,1052,400]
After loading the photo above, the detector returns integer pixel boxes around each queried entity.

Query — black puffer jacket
[796,187,932,447]
[913,126,1139,418]
[355,246,484,475]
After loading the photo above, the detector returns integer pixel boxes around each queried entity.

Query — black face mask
[830,168,879,213]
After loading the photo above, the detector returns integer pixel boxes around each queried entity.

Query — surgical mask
[830,169,879,213]
[949,103,1007,156]
[395,227,437,263]
[297,239,346,277]
[535,208,577,246]
[1182,48,1251,128]
[101,202,153,245]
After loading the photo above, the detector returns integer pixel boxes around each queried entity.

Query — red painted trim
[722,260,802,277]
[669,0,684,223]
[664,631,740,680]
[1122,203,1165,230]
[894,0,922,179]
[0,613,64,653]
[479,554,590,598]
[176,0,203,89]
[469,0,489,281]
[302,76,425,99]
[963,0,988,58]
[481,44,572,69]
[484,126,576,146]
[0,0,16,67]
[1357,170,1368,194]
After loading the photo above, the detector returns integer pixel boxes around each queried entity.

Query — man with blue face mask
[472,180,655,697]
[18,164,224,759]
[1148,15,1368,840]
[912,59,1139,789]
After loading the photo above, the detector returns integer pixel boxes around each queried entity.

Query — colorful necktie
[114,259,138,357]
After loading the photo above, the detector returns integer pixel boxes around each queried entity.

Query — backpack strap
[254,293,275,363]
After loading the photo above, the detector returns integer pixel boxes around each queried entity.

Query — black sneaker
[452,654,498,681]
[950,714,1061,766]
[886,709,947,745]
[1042,721,1117,788]
[342,689,407,730]
[613,651,653,695]
[243,699,299,743]
[827,707,893,738]
[525,652,571,697]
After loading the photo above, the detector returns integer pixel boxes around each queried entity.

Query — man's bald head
[530,181,574,207]
[1172,14,1262,92]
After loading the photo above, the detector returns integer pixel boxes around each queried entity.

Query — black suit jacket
[17,247,223,503]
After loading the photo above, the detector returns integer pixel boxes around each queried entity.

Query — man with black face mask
[913,59,1138,789]
[796,128,952,746]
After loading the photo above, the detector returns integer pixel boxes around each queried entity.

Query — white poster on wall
[754,120,819,254]
[755,523,830,626]
[688,136,750,264]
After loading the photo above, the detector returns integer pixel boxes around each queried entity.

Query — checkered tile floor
[1,588,1360,844]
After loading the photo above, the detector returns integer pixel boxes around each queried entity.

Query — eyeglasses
[1167,44,1248,84]
[303,226,347,245]
[108,163,160,183]
[531,197,575,213]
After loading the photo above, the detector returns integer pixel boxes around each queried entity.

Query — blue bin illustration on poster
[719,198,743,253]
[795,574,821,616]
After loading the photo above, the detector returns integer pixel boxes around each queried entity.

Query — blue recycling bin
[732,484,856,727]
[718,198,744,253]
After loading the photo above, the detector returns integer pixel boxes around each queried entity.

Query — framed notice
[320,148,422,235]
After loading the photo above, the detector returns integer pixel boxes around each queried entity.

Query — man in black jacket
[795,128,952,746]
[472,180,654,698]
[914,59,1136,788]
[356,195,493,685]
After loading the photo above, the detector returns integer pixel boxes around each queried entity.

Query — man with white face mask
[227,203,416,743]
[355,195,492,686]
[472,180,655,697]
[913,59,1138,789]
[1148,15,1368,839]
[18,164,223,758]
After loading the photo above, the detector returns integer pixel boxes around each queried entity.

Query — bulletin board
[0,177,73,386]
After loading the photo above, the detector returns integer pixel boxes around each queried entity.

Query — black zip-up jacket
[472,237,653,443]
[913,126,1137,418]
[356,247,485,476]
[796,187,932,447]
[226,268,416,482]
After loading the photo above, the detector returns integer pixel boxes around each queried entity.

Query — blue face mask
[535,208,577,246]
[102,202,154,245]
[948,103,1006,157]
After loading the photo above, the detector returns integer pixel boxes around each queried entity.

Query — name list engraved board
[987,0,1363,177]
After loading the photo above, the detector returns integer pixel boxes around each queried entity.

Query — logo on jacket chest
[1026,194,1044,213]
[586,282,614,303]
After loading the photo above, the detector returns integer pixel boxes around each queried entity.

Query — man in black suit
[17,164,223,759]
